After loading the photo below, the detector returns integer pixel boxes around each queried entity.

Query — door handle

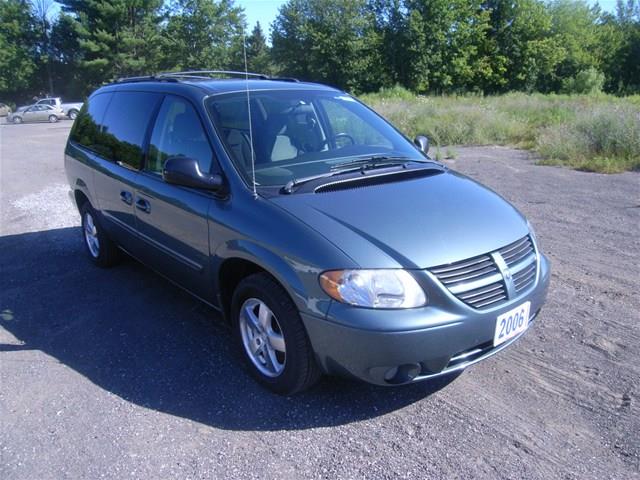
[120,191,133,205]
[135,197,151,214]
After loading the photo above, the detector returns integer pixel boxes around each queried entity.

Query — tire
[68,110,78,120]
[80,202,120,268]
[48,115,58,123]
[231,273,321,395]
[12,116,22,124]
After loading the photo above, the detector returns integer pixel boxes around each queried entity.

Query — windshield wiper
[330,155,422,171]
[282,156,426,194]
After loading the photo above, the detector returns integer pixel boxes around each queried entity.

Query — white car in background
[8,104,65,124]
[15,97,84,120]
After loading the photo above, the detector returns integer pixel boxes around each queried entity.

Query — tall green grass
[361,87,640,173]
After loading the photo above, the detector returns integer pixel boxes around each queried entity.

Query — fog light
[383,363,421,384]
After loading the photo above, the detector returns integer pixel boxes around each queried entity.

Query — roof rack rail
[157,70,270,80]
[157,70,300,83]
[114,71,301,85]
[114,75,179,84]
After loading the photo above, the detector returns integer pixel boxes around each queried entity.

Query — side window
[100,91,162,169]
[69,93,112,156]
[147,96,214,174]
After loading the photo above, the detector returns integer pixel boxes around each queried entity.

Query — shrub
[561,68,605,95]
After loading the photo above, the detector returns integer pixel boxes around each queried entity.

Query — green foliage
[561,67,605,94]
[361,91,640,172]
[1,0,639,107]
[0,0,37,98]
[271,0,383,92]
[56,0,166,93]
[246,22,273,75]
[163,0,244,71]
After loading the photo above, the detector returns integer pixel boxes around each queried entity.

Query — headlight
[319,269,427,309]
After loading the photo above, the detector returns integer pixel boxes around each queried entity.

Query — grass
[360,86,640,173]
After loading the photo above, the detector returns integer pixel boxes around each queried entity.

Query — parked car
[65,72,550,395]
[16,97,83,119]
[9,104,64,124]
[0,103,11,117]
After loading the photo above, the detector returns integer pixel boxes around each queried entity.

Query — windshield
[206,90,424,187]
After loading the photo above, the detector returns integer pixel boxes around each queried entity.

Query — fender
[214,238,332,318]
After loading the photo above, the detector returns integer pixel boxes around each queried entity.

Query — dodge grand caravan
[65,71,550,395]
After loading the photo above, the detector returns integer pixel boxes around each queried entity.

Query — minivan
[65,71,550,395]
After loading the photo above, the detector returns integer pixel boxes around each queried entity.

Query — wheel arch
[215,240,320,323]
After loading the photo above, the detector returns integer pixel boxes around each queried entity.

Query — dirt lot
[1,122,638,479]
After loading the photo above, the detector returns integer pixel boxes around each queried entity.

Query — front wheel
[80,203,120,267]
[231,273,321,395]
[68,110,78,120]
[12,116,22,124]
[48,115,58,123]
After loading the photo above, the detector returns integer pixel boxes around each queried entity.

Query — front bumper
[301,253,550,386]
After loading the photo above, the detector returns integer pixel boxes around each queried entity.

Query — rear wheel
[48,115,58,123]
[231,273,321,395]
[80,202,120,267]
[68,110,78,120]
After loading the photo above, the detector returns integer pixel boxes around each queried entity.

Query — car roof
[92,72,342,101]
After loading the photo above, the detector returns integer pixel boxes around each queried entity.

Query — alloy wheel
[83,212,100,258]
[239,298,287,377]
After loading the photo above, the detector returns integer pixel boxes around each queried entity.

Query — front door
[133,95,217,301]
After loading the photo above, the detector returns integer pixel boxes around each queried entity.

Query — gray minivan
[65,71,550,395]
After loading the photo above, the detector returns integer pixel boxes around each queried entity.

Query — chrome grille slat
[430,255,493,274]
[429,235,537,310]
[473,294,508,308]
[499,237,529,257]
[440,265,499,285]
[435,260,495,279]
[459,282,504,300]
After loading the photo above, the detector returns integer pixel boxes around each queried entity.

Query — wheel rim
[49,115,57,123]
[83,212,100,258]
[70,111,77,119]
[239,298,286,378]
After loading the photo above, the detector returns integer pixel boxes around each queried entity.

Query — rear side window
[100,91,162,169]
[147,96,214,174]
[70,93,112,156]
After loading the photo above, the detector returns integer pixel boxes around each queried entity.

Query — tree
[245,22,273,75]
[0,0,38,100]
[57,0,165,93]
[482,0,565,92]
[272,0,383,92]
[547,0,601,90]
[402,0,495,93]
[163,0,245,71]
[599,0,640,93]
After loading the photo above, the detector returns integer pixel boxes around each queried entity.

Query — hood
[271,170,529,269]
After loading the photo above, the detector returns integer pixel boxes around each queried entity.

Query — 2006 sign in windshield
[494,301,531,346]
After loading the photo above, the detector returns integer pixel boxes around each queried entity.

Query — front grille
[499,236,535,267]
[430,254,507,309]
[429,235,538,309]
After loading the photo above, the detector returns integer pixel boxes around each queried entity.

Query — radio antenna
[242,26,258,199]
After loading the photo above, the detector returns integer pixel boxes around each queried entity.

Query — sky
[238,0,287,34]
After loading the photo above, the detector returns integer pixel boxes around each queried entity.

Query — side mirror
[414,135,430,154]
[162,156,224,191]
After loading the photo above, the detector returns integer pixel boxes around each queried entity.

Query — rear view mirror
[414,135,430,154]
[163,156,224,191]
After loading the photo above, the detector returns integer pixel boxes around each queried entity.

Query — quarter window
[100,91,162,169]
[147,96,214,174]
[69,93,112,156]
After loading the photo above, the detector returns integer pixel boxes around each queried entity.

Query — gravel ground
[1,122,638,479]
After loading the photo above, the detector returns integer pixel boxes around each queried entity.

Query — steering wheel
[319,133,355,149]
